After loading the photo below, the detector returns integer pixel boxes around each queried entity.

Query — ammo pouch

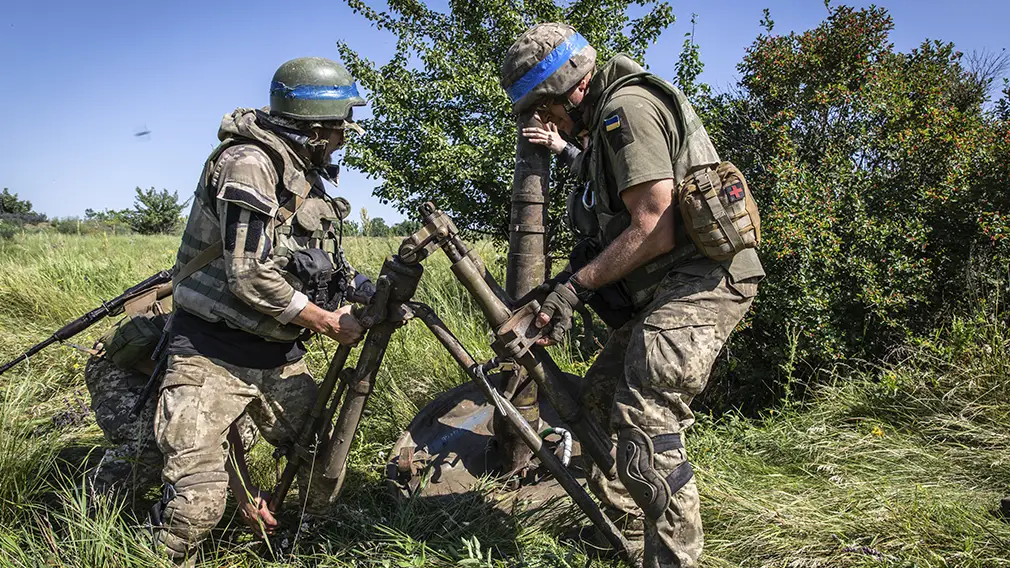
[678,162,761,261]
[570,239,635,329]
[287,248,349,312]
[98,312,169,372]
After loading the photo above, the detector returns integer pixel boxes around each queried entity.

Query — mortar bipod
[269,254,424,512]
[401,202,617,480]
[408,302,632,564]
[270,203,630,563]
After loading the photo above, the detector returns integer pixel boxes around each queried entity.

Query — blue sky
[1,0,1006,223]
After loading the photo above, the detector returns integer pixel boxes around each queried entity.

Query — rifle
[0,270,173,376]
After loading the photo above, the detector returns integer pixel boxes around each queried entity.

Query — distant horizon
[1,0,1006,222]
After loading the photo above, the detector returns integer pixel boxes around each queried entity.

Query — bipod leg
[320,255,424,501]
[269,344,352,513]
[411,303,633,565]
[320,319,397,494]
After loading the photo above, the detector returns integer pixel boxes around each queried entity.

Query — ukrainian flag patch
[603,107,634,151]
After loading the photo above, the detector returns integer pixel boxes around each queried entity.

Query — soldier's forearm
[576,185,676,289]
[576,225,652,289]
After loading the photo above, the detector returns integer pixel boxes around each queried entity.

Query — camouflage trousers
[84,357,258,499]
[583,267,757,568]
[154,354,333,562]
[84,357,165,497]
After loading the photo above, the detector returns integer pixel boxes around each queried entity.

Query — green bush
[0,221,16,241]
[121,187,188,235]
[51,217,84,235]
[697,6,1010,407]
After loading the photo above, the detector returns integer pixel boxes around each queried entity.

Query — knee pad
[617,429,695,521]
[617,428,670,520]
[158,471,230,555]
[151,484,190,560]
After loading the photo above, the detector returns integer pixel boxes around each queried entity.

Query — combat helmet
[270,57,366,122]
[500,23,597,114]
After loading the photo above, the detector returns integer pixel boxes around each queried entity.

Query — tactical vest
[173,135,347,342]
[582,71,720,309]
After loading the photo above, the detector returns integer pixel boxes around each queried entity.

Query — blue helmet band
[506,33,590,103]
[271,81,362,100]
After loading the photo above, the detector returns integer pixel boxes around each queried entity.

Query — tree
[122,187,189,235]
[0,188,32,215]
[84,208,127,223]
[338,0,674,249]
[392,219,421,236]
[341,219,361,236]
[0,188,46,224]
[694,5,1010,404]
[367,217,390,237]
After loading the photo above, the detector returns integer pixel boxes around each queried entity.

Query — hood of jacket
[217,108,312,198]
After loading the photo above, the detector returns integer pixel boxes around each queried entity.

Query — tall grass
[0,231,1008,566]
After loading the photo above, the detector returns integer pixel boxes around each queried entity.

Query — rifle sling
[173,240,224,286]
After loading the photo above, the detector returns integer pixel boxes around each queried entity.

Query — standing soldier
[154,57,370,566]
[501,24,765,568]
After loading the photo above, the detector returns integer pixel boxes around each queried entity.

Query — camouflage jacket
[172,108,349,342]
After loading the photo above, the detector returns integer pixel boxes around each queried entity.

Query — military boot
[566,506,644,565]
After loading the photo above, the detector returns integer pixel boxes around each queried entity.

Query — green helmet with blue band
[500,23,597,114]
[269,57,366,122]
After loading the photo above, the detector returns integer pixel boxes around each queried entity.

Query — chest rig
[176,136,350,341]
[577,71,719,310]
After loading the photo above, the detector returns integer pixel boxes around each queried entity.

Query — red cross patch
[724,182,745,203]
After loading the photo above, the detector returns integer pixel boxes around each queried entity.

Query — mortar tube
[440,238,616,478]
[410,303,631,564]
[502,112,552,473]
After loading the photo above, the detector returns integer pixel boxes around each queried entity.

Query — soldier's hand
[522,121,568,154]
[292,302,364,345]
[238,492,278,536]
[325,304,365,345]
[535,281,581,346]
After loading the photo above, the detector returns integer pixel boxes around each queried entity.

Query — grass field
[0,231,1008,567]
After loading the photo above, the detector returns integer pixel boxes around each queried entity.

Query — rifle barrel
[0,270,174,376]
[0,336,59,375]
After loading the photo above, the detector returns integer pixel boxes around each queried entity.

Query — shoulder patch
[603,106,635,152]
[214,145,280,218]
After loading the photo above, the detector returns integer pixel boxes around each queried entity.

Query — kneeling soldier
[154,57,370,565]
[84,295,259,503]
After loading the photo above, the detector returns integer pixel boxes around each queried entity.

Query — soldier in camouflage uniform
[154,57,370,565]
[86,355,165,496]
[501,24,765,567]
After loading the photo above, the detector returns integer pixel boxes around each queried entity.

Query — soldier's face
[305,126,346,165]
[537,102,575,135]
[536,73,593,137]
